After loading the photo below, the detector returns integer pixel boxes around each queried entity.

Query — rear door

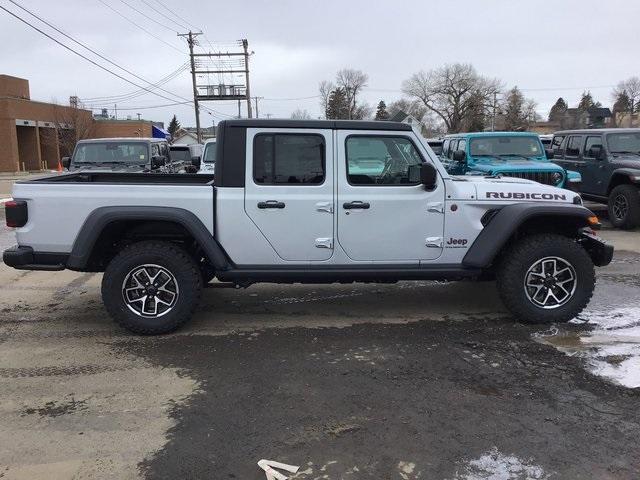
[244,128,334,261]
[563,135,584,185]
[336,131,445,262]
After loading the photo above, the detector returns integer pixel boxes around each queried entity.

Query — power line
[151,0,200,31]
[94,0,184,53]
[137,0,190,31]
[8,1,196,105]
[0,4,231,120]
[117,0,177,32]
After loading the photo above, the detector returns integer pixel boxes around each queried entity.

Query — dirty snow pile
[451,447,549,480]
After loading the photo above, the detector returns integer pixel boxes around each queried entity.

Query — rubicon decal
[486,192,567,201]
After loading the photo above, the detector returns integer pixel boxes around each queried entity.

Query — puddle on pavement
[535,307,640,389]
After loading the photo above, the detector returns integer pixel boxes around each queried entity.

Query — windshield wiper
[496,154,533,160]
[611,150,640,155]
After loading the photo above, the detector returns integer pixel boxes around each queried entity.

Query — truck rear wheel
[102,241,202,334]
[608,184,640,230]
[496,234,595,324]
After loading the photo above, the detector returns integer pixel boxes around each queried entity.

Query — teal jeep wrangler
[441,131,581,189]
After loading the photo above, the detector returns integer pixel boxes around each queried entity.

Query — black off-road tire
[102,241,202,334]
[496,234,595,324]
[608,184,640,230]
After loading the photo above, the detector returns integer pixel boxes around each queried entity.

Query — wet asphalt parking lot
[1,207,640,479]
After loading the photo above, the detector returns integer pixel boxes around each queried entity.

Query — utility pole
[114,103,117,120]
[237,99,242,119]
[178,31,203,143]
[253,96,263,118]
[243,39,253,118]
[491,92,497,131]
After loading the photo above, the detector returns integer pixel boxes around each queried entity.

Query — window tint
[346,136,424,186]
[254,134,325,185]
[584,136,602,158]
[565,136,582,157]
[551,135,564,151]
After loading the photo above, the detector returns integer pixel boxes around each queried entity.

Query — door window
[346,136,424,185]
[584,136,602,158]
[448,139,459,159]
[565,136,583,157]
[551,135,565,153]
[457,139,467,153]
[442,139,450,157]
[253,134,325,185]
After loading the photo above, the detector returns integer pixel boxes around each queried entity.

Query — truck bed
[12,172,216,254]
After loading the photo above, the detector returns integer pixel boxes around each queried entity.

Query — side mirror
[151,155,165,168]
[420,163,438,189]
[191,155,201,169]
[452,150,466,162]
[61,157,71,169]
[587,145,603,160]
[545,149,554,159]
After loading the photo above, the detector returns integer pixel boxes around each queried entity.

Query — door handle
[257,200,285,209]
[343,201,370,210]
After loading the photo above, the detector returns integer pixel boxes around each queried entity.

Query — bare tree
[613,77,640,126]
[319,69,370,119]
[49,103,94,157]
[291,108,312,120]
[388,98,427,121]
[335,68,369,119]
[402,63,501,133]
[319,80,333,117]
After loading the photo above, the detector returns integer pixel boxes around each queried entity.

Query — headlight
[552,172,563,185]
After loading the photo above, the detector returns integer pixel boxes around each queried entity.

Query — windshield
[170,148,191,162]
[73,142,148,164]
[469,136,543,159]
[607,132,640,154]
[203,143,217,163]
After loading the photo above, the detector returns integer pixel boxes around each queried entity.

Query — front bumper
[578,229,614,267]
[3,245,67,271]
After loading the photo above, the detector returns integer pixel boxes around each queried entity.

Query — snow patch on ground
[451,447,549,479]
[541,307,640,388]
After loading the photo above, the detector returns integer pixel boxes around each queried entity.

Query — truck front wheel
[102,241,202,334]
[608,184,640,230]
[496,234,595,324]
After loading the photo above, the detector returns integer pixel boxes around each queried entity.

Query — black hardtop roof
[219,119,412,131]
[553,128,640,135]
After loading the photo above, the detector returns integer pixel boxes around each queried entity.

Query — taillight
[5,200,28,228]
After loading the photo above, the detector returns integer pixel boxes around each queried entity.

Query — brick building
[0,74,166,173]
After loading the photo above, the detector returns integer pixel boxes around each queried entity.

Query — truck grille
[500,171,560,186]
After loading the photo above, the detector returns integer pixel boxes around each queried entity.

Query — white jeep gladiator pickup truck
[3,120,613,334]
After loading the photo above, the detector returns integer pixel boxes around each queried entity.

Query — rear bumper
[579,229,614,267]
[3,245,67,271]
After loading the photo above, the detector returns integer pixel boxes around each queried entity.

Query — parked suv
[551,129,640,229]
[169,143,203,173]
[62,138,177,173]
[441,132,581,189]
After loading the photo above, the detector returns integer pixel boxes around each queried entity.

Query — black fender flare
[608,168,640,192]
[66,206,231,270]
[462,203,595,268]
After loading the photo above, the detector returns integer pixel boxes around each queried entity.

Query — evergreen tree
[374,100,390,120]
[167,115,180,142]
[502,87,527,131]
[325,88,350,119]
[548,97,568,122]
[578,91,595,111]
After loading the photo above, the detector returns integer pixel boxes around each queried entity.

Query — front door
[582,135,606,195]
[336,132,445,262]
[244,128,334,261]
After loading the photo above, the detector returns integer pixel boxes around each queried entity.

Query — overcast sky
[1,0,638,128]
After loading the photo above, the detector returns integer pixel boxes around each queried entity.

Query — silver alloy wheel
[524,256,577,309]
[612,194,629,220]
[122,264,179,318]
